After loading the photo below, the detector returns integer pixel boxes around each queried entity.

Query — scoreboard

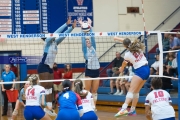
[0,0,93,34]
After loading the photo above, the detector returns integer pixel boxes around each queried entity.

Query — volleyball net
[0,31,179,84]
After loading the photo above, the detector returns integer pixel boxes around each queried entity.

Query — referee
[1,64,16,116]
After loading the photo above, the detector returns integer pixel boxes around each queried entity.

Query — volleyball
[81,21,91,33]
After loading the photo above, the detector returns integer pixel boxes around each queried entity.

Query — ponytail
[74,80,88,99]
[128,39,145,53]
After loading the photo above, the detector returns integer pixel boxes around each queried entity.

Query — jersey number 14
[27,88,35,96]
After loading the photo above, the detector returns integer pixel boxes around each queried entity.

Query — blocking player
[37,17,76,115]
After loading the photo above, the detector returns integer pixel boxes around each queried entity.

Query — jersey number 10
[154,91,164,98]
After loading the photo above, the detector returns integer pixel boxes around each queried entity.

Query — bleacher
[97,22,180,109]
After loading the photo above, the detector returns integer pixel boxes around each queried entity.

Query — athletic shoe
[113,92,120,95]
[128,110,137,116]
[44,108,57,116]
[117,92,123,95]
[114,109,128,117]
[12,109,18,116]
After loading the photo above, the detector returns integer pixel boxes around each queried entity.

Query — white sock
[120,90,123,94]
[117,89,119,93]
[130,106,135,112]
[46,102,52,108]
[121,103,128,110]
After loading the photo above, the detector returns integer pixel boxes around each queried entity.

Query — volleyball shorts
[134,65,150,80]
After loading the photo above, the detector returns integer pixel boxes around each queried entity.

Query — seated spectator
[150,54,159,75]
[164,51,175,65]
[169,34,175,50]
[162,66,173,90]
[171,31,180,50]
[107,52,124,94]
[63,64,73,79]
[125,64,134,92]
[166,56,178,77]
[156,33,170,53]
[114,72,127,95]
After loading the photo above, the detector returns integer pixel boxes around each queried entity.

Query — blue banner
[67,0,93,27]
[0,56,41,64]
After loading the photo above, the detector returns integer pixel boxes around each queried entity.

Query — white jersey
[44,42,57,68]
[124,51,148,69]
[25,85,46,106]
[81,90,95,113]
[145,89,175,120]
[151,61,159,70]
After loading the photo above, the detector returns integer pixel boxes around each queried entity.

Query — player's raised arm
[114,36,124,42]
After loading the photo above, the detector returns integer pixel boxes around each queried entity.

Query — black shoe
[2,113,7,116]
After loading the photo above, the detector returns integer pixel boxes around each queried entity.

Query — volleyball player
[56,80,84,120]
[145,77,175,120]
[74,79,98,120]
[114,37,150,117]
[37,17,76,116]
[24,75,52,120]
[78,18,100,108]
[12,81,30,120]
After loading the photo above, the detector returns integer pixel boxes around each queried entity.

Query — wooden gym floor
[1,105,178,120]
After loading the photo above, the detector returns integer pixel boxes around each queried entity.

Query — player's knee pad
[92,93,97,101]
[133,93,139,99]
[126,92,133,99]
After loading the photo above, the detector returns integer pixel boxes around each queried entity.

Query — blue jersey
[58,91,83,111]
[41,23,73,68]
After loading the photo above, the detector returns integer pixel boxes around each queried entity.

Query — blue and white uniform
[145,89,175,120]
[56,91,83,120]
[81,28,100,78]
[124,51,150,80]
[81,90,98,120]
[19,88,26,104]
[38,23,73,73]
[24,85,46,120]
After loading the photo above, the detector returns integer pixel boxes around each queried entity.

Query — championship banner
[67,0,93,27]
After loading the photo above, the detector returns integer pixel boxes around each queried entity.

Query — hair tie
[75,82,80,86]
[64,87,69,90]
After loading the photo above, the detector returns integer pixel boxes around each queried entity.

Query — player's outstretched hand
[66,16,71,25]
[78,17,83,26]
[72,19,77,29]
[87,17,92,27]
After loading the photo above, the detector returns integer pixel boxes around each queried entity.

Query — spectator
[164,51,175,65]
[63,64,73,79]
[150,54,159,75]
[162,66,173,90]
[1,64,16,116]
[125,65,134,93]
[169,34,176,49]
[172,31,180,50]
[167,56,178,77]
[53,63,62,93]
[107,52,124,94]
[156,33,170,53]
[10,64,18,78]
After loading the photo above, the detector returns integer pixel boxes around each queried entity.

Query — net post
[178,51,180,120]
[144,31,148,59]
